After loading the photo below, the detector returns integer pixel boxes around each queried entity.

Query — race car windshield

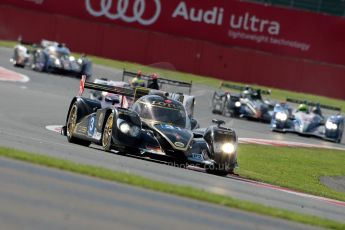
[134,100,187,128]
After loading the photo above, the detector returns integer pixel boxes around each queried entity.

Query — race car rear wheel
[336,122,344,143]
[222,97,231,117]
[66,103,90,146]
[102,113,113,152]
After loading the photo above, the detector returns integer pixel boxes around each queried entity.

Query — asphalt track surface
[0,47,344,228]
[0,157,322,230]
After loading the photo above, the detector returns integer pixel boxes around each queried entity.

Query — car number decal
[88,115,96,137]
[192,153,203,160]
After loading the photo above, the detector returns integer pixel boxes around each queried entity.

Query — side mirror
[212,119,225,127]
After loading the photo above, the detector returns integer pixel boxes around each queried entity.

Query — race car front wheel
[102,113,113,152]
[66,103,90,146]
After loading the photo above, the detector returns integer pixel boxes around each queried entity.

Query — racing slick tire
[66,103,91,146]
[336,122,344,143]
[222,97,232,117]
[12,50,25,68]
[102,113,114,152]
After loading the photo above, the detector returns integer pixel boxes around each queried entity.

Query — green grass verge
[237,145,345,201]
[2,39,345,111]
[0,146,344,230]
[0,40,15,48]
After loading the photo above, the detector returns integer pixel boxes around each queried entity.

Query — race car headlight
[54,59,61,66]
[119,122,130,134]
[235,101,241,107]
[214,142,236,154]
[221,143,236,154]
[326,121,338,130]
[119,121,140,137]
[275,112,287,121]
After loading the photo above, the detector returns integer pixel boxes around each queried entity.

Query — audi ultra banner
[3,0,345,65]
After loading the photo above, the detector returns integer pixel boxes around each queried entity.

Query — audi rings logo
[85,0,161,26]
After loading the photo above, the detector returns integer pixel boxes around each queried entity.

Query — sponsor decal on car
[174,141,185,148]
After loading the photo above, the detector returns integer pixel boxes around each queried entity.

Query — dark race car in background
[11,39,92,78]
[271,98,344,143]
[121,69,192,95]
[90,73,199,130]
[89,78,132,109]
[212,82,274,123]
[122,70,196,119]
[62,79,238,175]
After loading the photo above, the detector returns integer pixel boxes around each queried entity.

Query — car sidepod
[65,97,102,139]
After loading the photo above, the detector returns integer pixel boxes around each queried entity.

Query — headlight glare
[326,121,338,130]
[235,101,241,107]
[275,112,287,121]
[119,122,130,133]
[221,143,235,154]
[54,58,61,66]
[118,120,140,137]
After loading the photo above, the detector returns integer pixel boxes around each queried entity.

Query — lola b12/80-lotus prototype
[62,78,238,175]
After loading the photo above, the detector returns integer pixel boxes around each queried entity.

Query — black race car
[121,69,193,95]
[62,80,238,175]
[212,83,274,123]
[11,39,92,78]
[122,70,196,118]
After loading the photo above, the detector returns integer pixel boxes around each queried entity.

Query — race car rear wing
[84,81,134,97]
[17,38,60,48]
[18,40,36,46]
[286,98,341,112]
[122,69,192,94]
[220,82,271,95]
[80,76,186,104]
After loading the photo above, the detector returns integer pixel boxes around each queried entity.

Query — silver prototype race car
[11,39,92,78]
[271,98,344,143]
